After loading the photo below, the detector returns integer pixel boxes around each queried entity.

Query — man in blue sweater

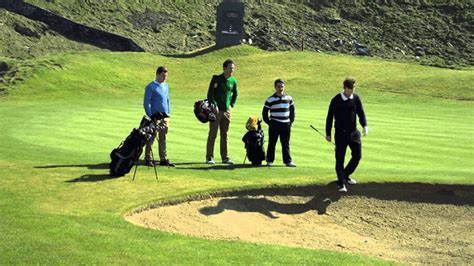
[143,66,174,167]
[326,78,368,192]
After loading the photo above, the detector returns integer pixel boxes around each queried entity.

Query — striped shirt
[262,93,295,124]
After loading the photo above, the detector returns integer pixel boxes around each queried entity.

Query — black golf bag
[194,99,218,123]
[242,117,265,166]
[109,128,146,177]
[109,113,167,177]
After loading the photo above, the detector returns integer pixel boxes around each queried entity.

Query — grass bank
[0,46,472,264]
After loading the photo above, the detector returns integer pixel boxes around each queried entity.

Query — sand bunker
[126,183,474,264]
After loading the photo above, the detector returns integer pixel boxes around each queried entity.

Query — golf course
[0,45,473,264]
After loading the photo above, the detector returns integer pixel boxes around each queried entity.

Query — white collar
[340,91,354,101]
[153,80,167,86]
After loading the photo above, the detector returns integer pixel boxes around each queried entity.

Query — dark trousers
[335,130,362,186]
[266,121,292,164]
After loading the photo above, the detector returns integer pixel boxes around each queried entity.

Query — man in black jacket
[326,78,368,192]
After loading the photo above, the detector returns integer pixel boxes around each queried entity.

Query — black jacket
[326,93,367,136]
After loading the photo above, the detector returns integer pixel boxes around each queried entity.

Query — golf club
[310,125,335,145]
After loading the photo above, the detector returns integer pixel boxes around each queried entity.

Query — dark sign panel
[216,0,244,47]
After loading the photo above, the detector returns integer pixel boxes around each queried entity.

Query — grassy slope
[0,46,473,264]
[2,0,471,68]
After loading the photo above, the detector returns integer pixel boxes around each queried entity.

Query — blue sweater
[143,80,170,117]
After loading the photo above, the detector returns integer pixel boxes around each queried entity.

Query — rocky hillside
[247,1,473,68]
[0,0,472,69]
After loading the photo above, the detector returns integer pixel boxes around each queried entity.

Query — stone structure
[216,0,244,48]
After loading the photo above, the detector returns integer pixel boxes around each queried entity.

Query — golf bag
[242,117,265,166]
[194,99,218,123]
[109,113,167,177]
[109,128,146,177]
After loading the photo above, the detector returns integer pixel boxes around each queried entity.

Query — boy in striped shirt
[262,79,296,167]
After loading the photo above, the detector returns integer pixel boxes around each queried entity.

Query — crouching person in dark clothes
[326,78,368,192]
[262,79,296,167]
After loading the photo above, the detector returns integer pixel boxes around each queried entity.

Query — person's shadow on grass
[35,161,261,173]
[35,162,132,182]
[35,160,202,183]
[34,163,109,170]
[35,163,120,182]
[66,174,120,182]
[35,163,119,182]
[178,163,261,170]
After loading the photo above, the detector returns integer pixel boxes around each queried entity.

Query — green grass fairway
[0,46,472,264]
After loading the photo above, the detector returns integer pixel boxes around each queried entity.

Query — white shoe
[222,159,234,165]
[285,162,296,167]
[338,184,347,192]
[345,176,357,185]
[266,162,273,167]
[206,158,215,164]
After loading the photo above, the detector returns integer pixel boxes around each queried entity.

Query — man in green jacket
[206,59,238,164]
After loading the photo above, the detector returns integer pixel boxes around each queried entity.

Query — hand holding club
[310,125,335,145]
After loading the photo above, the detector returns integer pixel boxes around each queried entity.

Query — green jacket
[207,73,238,112]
